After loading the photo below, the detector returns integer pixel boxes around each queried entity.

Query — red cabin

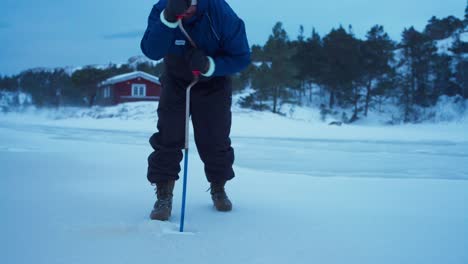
[97,71,161,105]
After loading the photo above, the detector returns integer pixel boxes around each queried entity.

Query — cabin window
[132,84,147,97]
[103,87,111,98]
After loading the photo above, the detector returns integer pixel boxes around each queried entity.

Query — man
[141,0,250,221]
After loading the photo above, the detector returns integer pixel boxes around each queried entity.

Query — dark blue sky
[0,0,465,75]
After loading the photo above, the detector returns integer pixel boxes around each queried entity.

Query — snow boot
[210,181,232,212]
[150,180,175,221]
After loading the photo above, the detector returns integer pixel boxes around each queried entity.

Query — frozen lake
[2,122,468,181]
[1,120,467,264]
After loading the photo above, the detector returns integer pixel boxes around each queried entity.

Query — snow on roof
[100,71,160,86]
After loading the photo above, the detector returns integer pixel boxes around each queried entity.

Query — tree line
[0,58,163,107]
[237,9,467,123]
[1,7,467,123]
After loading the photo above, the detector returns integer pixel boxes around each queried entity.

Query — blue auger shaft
[178,18,199,233]
[180,148,189,232]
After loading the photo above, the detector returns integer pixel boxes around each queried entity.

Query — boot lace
[155,198,172,209]
[209,185,228,201]
[154,185,173,209]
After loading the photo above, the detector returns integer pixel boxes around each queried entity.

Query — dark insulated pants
[147,73,235,184]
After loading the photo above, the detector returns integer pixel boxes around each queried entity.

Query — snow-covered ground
[1,100,468,264]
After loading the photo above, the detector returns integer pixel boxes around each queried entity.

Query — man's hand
[165,0,191,22]
[187,48,210,75]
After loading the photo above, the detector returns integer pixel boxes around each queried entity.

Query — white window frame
[103,87,111,98]
[132,84,147,97]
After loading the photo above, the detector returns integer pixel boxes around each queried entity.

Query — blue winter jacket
[140,0,251,78]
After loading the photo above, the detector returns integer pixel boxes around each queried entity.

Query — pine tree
[250,45,265,61]
[232,64,255,92]
[0,75,19,92]
[399,27,437,121]
[249,63,275,109]
[290,26,306,100]
[360,25,395,116]
[290,28,325,104]
[291,25,323,102]
[455,61,468,98]
[71,67,108,107]
[298,25,305,42]
[424,16,463,40]
[306,29,326,102]
[262,22,297,113]
[49,69,72,107]
[452,35,468,98]
[322,27,361,109]
[432,55,458,98]
[19,70,56,107]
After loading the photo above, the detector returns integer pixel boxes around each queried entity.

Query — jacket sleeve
[211,1,251,76]
[140,1,177,61]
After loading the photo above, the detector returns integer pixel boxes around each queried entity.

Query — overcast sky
[0,0,465,75]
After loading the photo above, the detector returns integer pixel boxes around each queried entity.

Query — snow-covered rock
[0,91,33,112]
